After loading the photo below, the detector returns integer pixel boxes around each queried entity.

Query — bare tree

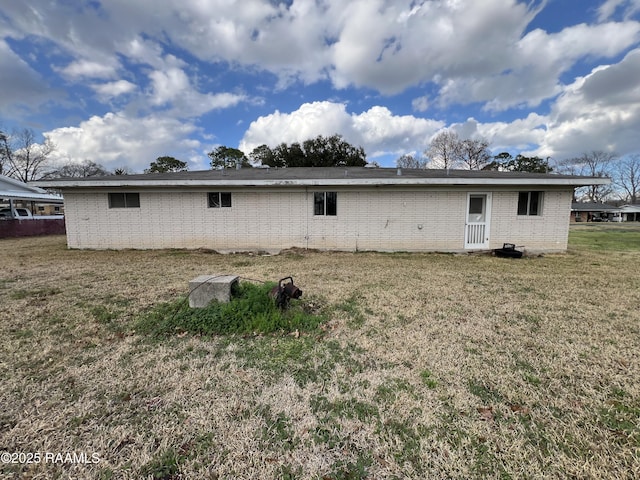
[458,138,491,170]
[42,159,110,179]
[0,130,10,176]
[615,154,640,204]
[2,128,55,182]
[562,151,616,202]
[113,167,132,175]
[425,131,461,169]
[395,153,428,169]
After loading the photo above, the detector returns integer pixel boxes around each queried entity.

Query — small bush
[135,282,325,337]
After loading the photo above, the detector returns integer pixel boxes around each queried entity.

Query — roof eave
[0,192,64,203]
[32,177,611,189]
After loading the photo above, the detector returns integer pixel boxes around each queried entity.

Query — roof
[619,204,640,213]
[32,167,611,189]
[1,174,64,203]
[571,202,620,212]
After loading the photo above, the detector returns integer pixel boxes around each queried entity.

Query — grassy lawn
[569,223,640,252]
[1,227,639,479]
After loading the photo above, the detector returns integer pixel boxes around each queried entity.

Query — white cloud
[91,80,137,100]
[412,96,430,113]
[45,112,205,172]
[0,40,52,112]
[116,36,183,70]
[472,114,549,152]
[239,101,443,159]
[4,0,640,115]
[329,0,541,94]
[439,20,640,111]
[536,48,640,159]
[60,59,119,79]
[598,0,640,21]
[147,67,247,117]
[2,0,640,169]
[148,68,191,106]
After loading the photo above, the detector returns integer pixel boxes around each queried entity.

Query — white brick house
[34,167,609,253]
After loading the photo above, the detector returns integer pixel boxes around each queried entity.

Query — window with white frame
[517,191,543,216]
[208,192,232,208]
[314,192,337,216]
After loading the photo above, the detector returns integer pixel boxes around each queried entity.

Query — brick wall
[490,189,572,252]
[62,187,573,252]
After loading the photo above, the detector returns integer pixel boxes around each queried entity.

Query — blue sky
[1,0,639,172]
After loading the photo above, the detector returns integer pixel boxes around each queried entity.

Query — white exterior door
[465,193,491,249]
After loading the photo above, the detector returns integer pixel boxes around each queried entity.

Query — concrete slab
[189,274,239,308]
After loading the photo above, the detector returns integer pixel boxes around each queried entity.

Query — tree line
[396,130,638,204]
[1,126,638,203]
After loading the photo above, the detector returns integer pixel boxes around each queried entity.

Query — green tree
[249,144,278,167]
[145,156,187,173]
[251,134,367,168]
[208,146,250,169]
[279,142,306,167]
[484,152,552,173]
[301,134,366,167]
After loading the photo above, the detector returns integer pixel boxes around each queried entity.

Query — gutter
[32,177,611,189]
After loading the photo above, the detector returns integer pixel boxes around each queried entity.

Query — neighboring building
[1,174,65,238]
[34,167,610,253]
[570,202,622,222]
[34,204,64,216]
[619,204,640,222]
[1,174,64,211]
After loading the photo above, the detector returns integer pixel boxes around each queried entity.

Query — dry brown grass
[1,231,639,479]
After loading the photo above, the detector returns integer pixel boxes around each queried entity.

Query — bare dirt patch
[1,234,639,479]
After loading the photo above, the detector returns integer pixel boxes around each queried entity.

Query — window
[469,196,484,215]
[314,192,337,216]
[517,191,543,216]
[208,192,232,208]
[108,193,140,208]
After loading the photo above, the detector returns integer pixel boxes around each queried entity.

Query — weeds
[335,293,366,328]
[139,448,180,479]
[134,282,325,337]
[420,370,438,389]
[9,287,61,299]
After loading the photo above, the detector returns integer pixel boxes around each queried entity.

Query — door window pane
[469,196,484,215]
[468,195,485,222]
